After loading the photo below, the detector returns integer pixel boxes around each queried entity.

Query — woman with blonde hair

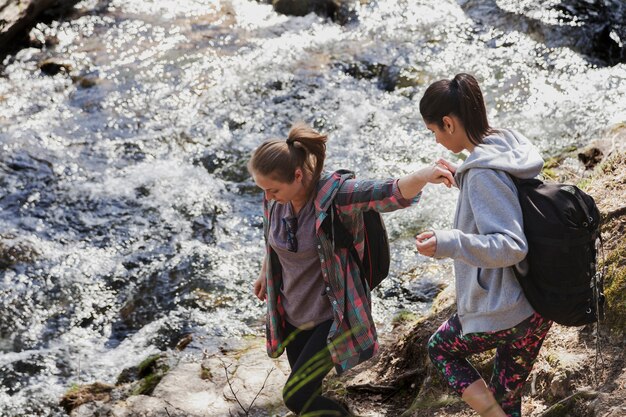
[248,122,453,416]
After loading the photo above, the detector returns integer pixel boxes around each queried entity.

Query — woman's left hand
[416,231,437,257]
[430,164,456,188]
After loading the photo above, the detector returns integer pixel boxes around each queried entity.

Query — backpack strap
[326,203,368,322]
[323,203,366,280]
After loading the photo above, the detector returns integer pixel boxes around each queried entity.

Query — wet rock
[269,0,365,25]
[60,382,114,414]
[335,60,386,81]
[403,279,446,303]
[71,74,99,88]
[272,0,338,19]
[334,59,425,92]
[38,57,73,75]
[186,288,234,311]
[69,337,289,417]
[554,0,626,66]
[0,0,81,56]
[196,148,249,183]
[114,353,170,397]
[174,334,193,351]
[0,237,38,269]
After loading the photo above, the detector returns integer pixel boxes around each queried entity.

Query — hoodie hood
[456,128,544,180]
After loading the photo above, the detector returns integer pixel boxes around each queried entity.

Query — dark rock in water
[554,0,626,66]
[403,279,446,303]
[269,0,364,25]
[196,148,249,183]
[459,0,626,66]
[334,60,386,81]
[72,74,99,88]
[0,0,81,57]
[272,0,338,18]
[0,358,47,395]
[0,238,38,269]
[174,334,193,351]
[38,57,72,75]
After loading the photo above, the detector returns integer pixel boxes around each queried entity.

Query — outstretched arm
[333,164,455,215]
[397,165,455,199]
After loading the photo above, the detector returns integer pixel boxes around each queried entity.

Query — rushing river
[0,0,625,415]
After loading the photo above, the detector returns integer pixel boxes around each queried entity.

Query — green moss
[392,310,419,326]
[541,167,558,181]
[129,353,170,395]
[543,157,562,169]
[137,354,162,375]
[200,365,212,381]
[65,383,80,394]
[602,243,626,332]
[132,373,164,396]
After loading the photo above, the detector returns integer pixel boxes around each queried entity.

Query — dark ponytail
[247,122,327,194]
[419,73,492,146]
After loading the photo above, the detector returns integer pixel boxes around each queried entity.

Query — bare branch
[219,358,248,415]
[247,368,275,412]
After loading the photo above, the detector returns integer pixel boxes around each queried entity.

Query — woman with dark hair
[415,73,552,417]
[248,122,454,416]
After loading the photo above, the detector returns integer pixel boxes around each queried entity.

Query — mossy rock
[116,353,170,396]
[59,382,114,413]
[132,373,164,396]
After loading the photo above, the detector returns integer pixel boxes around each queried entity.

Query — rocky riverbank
[61,125,626,417]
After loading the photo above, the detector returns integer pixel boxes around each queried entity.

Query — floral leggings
[428,312,552,417]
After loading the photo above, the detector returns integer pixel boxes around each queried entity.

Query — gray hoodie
[433,128,544,334]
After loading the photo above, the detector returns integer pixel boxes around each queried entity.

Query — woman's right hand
[416,231,437,257]
[253,273,267,302]
[436,158,458,175]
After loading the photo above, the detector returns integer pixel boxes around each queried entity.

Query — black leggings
[283,319,349,416]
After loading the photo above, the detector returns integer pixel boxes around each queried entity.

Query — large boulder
[0,0,80,55]
[459,0,626,66]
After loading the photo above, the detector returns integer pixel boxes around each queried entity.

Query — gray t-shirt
[269,199,333,329]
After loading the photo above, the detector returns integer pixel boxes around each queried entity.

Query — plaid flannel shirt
[262,170,421,374]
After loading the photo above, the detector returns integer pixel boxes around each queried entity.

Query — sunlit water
[0,0,624,415]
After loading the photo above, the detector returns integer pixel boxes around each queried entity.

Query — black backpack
[322,204,390,291]
[512,178,605,326]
